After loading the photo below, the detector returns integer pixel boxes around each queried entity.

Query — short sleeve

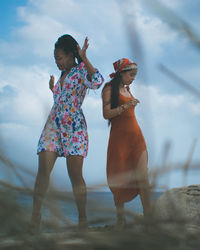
[79,62,104,89]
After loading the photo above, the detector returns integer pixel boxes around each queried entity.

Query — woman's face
[54,48,73,71]
[121,69,137,85]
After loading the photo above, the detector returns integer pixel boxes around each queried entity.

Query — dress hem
[37,150,87,158]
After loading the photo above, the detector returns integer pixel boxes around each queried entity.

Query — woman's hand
[77,37,89,60]
[49,75,55,92]
[126,98,140,108]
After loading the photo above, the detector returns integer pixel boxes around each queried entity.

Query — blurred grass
[0,0,200,249]
[1,181,200,250]
[0,140,200,250]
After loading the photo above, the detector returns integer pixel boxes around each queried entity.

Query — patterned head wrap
[109,58,137,78]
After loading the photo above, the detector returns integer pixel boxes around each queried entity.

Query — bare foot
[78,218,88,232]
[116,216,126,231]
[29,213,41,234]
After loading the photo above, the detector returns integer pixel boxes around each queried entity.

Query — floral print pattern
[37,62,104,158]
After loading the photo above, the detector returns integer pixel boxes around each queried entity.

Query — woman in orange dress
[102,58,151,227]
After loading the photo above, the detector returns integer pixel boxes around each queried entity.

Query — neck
[119,82,126,89]
[65,61,77,73]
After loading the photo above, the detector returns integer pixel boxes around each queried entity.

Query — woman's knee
[67,155,84,182]
[69,170,84,185]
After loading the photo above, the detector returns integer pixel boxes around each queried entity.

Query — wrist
[81,55,87,62]
[117,106,122,116]
[121,104,127,111]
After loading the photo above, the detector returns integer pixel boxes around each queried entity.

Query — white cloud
[137,15,177,55]
[0,0,181,66]
[12,0,121,59]
[130,83,200,163]
[82,95,105,128]
[16,4,82,58]
[188,102,200,116]
[159,0,182,9]
[83,96,102,109]
[0,64,54,126]
[118,1,179,60]
[136,9,178,56]
[133,84,200,118]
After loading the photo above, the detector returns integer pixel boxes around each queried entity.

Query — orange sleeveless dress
[107,91,147,205]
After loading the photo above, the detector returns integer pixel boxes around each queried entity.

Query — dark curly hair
[54,34,82,64]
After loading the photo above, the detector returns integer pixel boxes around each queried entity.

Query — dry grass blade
[182,138,198,186]
[142,0,200,50]
[0,156,29,189]
[119,0,144,65]
[0,148,36,177]
[0,179,32,194]
[159,64,200,99]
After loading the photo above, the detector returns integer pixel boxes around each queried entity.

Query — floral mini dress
[37,62,104,158]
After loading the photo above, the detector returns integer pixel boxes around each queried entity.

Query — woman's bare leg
[31,151,57,230]
[116,202,126,228]
[137,150,151,216]
[66,155,87,230]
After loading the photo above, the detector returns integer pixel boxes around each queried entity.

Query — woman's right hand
[49,75,55,92]
[77,37,89,60]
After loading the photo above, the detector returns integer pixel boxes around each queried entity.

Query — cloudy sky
[0,0,200,191]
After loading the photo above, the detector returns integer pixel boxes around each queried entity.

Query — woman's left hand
[49,75,55,92]
[127,98,140,108]
[77,37,89,60]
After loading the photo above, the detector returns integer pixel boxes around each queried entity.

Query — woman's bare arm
[102,85,123,119]
[102,84,139,120]
[77,37,96,80]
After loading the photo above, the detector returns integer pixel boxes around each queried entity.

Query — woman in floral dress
[31,34,104,231]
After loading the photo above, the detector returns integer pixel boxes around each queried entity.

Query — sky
[0,0,200,192]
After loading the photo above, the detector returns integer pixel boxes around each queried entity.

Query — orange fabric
[107,92,147,205]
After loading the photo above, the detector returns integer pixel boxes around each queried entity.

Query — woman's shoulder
[101,82,111,97]
[102,82,111,91]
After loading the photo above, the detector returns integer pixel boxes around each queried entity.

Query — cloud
[133,5,178,57]
[16,2,83,58]
[133,83,200,117]
[12,0,121,60]
[131,82,200,163]
[83,96,102,109]
[188,102,200,116]
[0,0,183,72]
[159,0,183,9]
[0,64,54,126]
